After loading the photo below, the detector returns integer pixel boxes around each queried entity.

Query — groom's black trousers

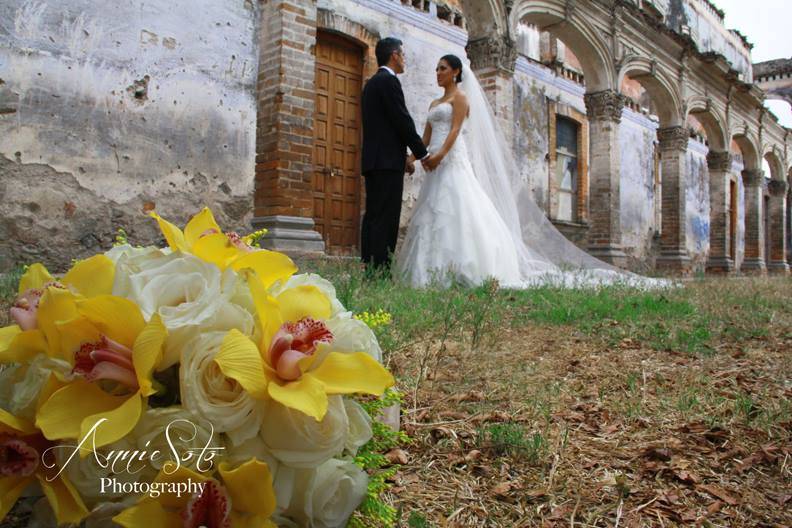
[361,170,404,270]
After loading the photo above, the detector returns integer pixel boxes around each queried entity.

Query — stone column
[705,151,734,273]
[253,0,325,252]
[583,90,628,267]
[767,179,789,274]
[740,169,766,273]
[655,126,691,274]
[466,35,517,143]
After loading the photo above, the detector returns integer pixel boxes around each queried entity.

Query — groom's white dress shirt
[378,66,430,161]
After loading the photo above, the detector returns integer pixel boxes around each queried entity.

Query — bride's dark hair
[440,54,463,83]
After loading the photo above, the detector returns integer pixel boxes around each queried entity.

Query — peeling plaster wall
[731,159,746,269]
[686,140,710,269]
[666,0,752,81]
[513,58,587,213]
[513,71,550,211]
[619,110,659,263]
[0,0,258,271]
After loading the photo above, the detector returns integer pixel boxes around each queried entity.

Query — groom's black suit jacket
[361,68,428,173]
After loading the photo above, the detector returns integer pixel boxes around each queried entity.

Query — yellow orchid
[0,408,89,525]
[34,295,167,452]
[113,459,277,528]
[1,256,116,366]
[213,271,395,421]
[149,207,297,288]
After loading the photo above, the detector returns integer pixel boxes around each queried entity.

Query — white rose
[113,251,254,368]
[55,435,140,507]
[277,273,347,316]
[104,243,165,265]
[260,396,347,469]
[279,459,368,528]
[180,331,265,446]
[128,406,224,474]
[325,315,383,362]
[343,399,373,455]
[0,355,71,421]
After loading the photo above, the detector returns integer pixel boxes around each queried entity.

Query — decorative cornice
[584,90,627,123]
[466,35,517,73]
[343,0,467,47]
[768,179,789,196]
[657,126,689,151]
[741,169,764,187]
[706,151,732,171]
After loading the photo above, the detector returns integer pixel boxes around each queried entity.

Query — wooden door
[313,32,363,255]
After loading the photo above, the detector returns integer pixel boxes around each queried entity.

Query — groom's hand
[405,159,416,175]
[422,154,441,171]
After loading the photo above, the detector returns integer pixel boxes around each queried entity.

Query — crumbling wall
[0,0,258,272]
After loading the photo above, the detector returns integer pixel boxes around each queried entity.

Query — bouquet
[0,208,395,527]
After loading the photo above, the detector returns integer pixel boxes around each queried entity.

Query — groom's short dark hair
[375,38,403,67]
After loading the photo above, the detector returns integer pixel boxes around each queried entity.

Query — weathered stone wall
[619,110,659,264]
[686,139,710,269]
[664,0,753,81]
[0,0,258,272]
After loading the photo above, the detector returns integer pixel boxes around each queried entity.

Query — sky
[713,0,792,127]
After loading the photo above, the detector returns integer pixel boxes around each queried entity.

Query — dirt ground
[387,320,791,527]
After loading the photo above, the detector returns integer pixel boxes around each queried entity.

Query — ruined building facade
[1,0,790,275]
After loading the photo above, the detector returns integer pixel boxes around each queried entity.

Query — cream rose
[344,399,373,455]
[325,315,383,362]
[54,435,140,507]
[180,331,265,446]
[129,406,225,474]
[260,395,348,468]
[112,251,254,368]
[0,355,71,421]
[279,459,369,528]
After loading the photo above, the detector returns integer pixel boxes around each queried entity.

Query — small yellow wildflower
[354,309,392,329]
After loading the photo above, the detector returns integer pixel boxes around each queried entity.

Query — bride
[396,55,667,289]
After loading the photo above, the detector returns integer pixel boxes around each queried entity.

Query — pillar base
[705,256,735,275]
[587,245,627,268]
[656,251,692,275]
[740,258,766,274]
[252,215,325,253]
[767,261,790,275]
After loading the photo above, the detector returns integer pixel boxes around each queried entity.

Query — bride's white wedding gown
[395,99,670,289]
[396,102,526,287]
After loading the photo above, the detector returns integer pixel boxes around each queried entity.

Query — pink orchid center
[226,231,253,253]
[181,479,231,528]
[269,318,333,381]
[0,436,40,477]
[73,336,138,390]
[9,282,64,331]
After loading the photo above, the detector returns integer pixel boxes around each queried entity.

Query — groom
[360,37,431,272]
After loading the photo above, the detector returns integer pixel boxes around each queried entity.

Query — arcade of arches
[254,0,792,276]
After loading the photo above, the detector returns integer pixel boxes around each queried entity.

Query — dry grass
[387,278,791,527]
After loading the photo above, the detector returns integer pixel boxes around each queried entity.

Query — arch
[509,0,615,91]
[458,0,508,40]
[686,96,729,151]
[731,128,760,171]
[763,146,785,181]
[619,58,683,127]
[316,10,380,77]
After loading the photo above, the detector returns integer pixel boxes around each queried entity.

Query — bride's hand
[423,154,442,171]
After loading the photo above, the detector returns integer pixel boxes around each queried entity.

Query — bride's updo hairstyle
[440,54,463,83]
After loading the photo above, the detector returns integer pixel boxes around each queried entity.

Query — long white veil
[458,67,668,288]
